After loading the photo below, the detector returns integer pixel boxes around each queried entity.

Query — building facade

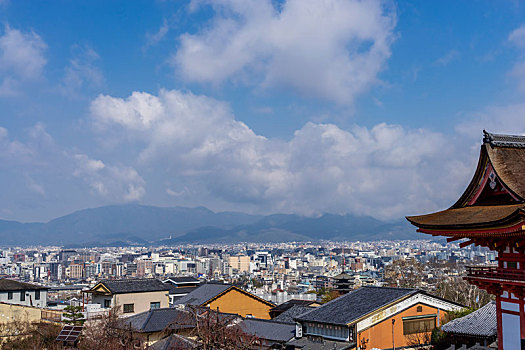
[0,279,48,308]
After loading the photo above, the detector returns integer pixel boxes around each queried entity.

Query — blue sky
[2,0,525,222]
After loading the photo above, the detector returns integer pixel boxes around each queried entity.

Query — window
[507,261,518,269]
[123,303,134,313]
[20,291,25,302]
[104,299,111,308]
[150,302,160,310]
[35,290,40,300]
[403,317,436,335]
[416,306,423,312]
[7,292,12,300]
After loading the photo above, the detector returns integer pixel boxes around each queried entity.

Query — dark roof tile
[272,305,314,324]
[442,301,496,337]
[121,307,194,333]
[94,279,169,294]
[296,286,416,326]
[174,283,232,306]
[0,278,48,291]
[239,318,295,342]
[149,334,198,350]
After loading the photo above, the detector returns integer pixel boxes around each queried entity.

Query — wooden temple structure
[407,131,525,350]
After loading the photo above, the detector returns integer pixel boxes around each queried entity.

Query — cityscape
[2,1,525,349]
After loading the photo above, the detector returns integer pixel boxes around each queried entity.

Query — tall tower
[408,131,525,350]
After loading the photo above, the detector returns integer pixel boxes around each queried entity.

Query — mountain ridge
[0,204,418,246]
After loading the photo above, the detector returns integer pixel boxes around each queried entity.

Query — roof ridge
[141,309,155,331]
[483,130,525,148]
[244,317,292,325]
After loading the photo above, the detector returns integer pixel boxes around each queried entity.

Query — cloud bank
[90,89,469,219]
[173,0,396,105]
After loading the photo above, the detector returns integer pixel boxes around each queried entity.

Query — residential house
[175,282,275,319]
[162,277,201,305]
[0,278,48,308]
[84,278,170,316]
[292,286,463,350]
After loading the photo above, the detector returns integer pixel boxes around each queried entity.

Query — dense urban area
[1,240,492,305]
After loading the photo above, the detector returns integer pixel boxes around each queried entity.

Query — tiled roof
[121,307,194,333]
[442,301,496,337]
[165,285,198,295]
[0,278,48,291]
[406,204,525,229]
[174,283,232,306]
[163,277,200,285]
[407,131,525,232]
[483,131,525,148]
[239,318,295,342]
[271,299,317,313]
[272,305,314,324]
[149,334,198,350]
[286,337,354,350]
[96,279,169,294]
[296,286,417,326]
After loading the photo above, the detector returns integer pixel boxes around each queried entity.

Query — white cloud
[509,24,525,49]
[26,176,45,196]
[90,89,467,219]
[434,50,460,66]
[0,25,47,95]
[456,102,525,138]
[73,154,146,202]
[0,129,33,163]
[60,45,104,96]
[508,24,525,93]
[173,0,396,105]
[144,18,170,50]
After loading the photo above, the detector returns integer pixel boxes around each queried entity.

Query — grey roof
[120,307,194,333]
[484,130,525,148]
[0,278,48,291]
[174,283,232,306]
[96,279,169,294]
[239,318,295,343]
[286,337,354,350]
[273,305,314,324]
[442,301,496,337]
[149,334,199,350]
[296,286,417,326]
[271,299,317,312]
[166,286,198,295]
[164,277,200,285]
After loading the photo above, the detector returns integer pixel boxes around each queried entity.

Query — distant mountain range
[0,204,421,246]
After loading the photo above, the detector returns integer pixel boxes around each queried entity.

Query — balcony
[466,265,525,284]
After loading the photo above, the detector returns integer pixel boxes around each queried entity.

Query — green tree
[63,305,85,325]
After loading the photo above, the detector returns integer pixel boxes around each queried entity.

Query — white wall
[0,290,47,308]
[502,312,520,350]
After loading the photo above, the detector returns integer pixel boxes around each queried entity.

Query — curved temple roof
[407,131,525,235]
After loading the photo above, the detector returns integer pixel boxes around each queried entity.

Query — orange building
[174,283,275,319]
[292,286,462,350]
